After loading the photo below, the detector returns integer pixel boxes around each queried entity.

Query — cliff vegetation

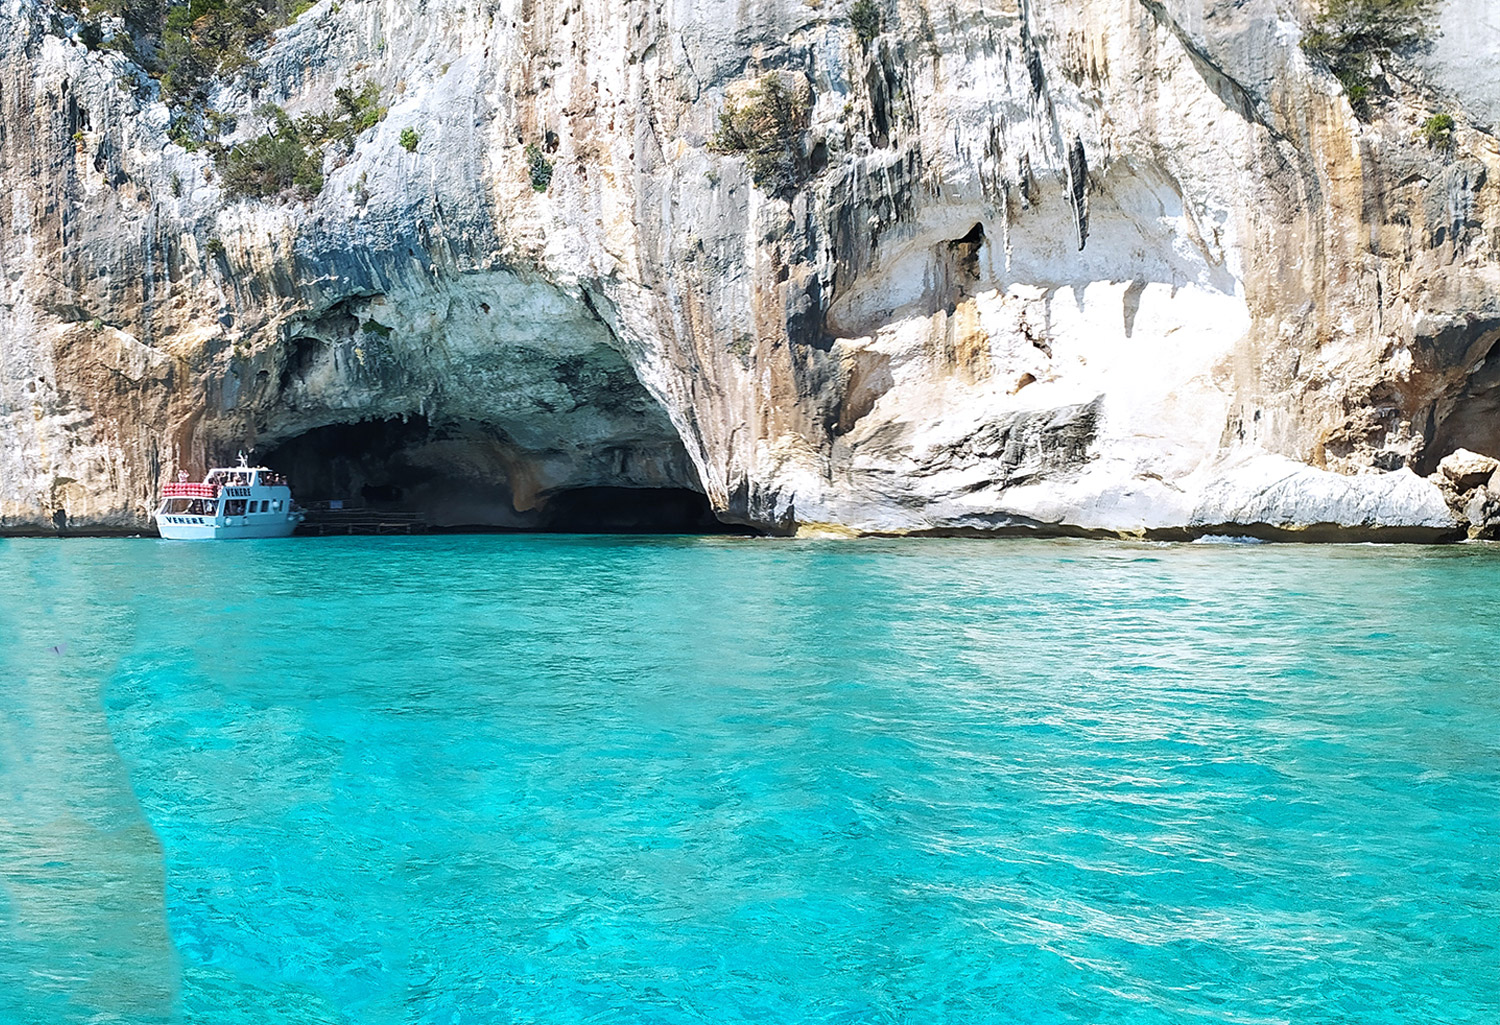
[1301,0,1440,116]
[57,0,310,104]
[709,75,810,199]
[215,81,385,200]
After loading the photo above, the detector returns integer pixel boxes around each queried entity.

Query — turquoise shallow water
[0,536,1496,1024]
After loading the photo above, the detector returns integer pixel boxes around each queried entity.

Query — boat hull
[155,514,302,540]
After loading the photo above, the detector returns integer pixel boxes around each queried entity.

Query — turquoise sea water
[0,536,1496,1024]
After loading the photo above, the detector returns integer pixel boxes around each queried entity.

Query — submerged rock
[1,0,1498,538]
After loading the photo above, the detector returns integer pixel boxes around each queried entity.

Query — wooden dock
[296,505,429,536]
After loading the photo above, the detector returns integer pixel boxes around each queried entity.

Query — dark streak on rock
[1065,135,1088,250]
[939,396,1102,487]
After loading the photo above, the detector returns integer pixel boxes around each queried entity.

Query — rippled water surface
[1,536,1496,1024]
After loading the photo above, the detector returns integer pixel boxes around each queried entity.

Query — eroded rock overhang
[206,271,719,531]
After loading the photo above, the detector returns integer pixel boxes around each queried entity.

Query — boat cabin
[156,455,304,539]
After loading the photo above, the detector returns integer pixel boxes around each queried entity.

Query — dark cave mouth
[1412,320,1500,476]
[257,416,750,535]
[530,486,739,534]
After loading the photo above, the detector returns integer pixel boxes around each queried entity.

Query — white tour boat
[156,455,305,540]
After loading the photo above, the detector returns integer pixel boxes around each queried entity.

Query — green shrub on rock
[213,82,386,202]
[56,0,318,108]
[298,82,386,146]
[1420,112,1455,147]
[525,143,553,192]
[850,0,880,47]
[1301,0,1440,119]
[709,75,811,199]
[336,82,387,136]
[218,109,322,200]
[399,127,419,153]
[158,0,276,104]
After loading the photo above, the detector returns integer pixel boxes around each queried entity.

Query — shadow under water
[0,546,179,1023]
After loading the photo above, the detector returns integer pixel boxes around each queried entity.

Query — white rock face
[1,0,1498,537]
[1422,0,1500,127]
[1437,447,1499,489]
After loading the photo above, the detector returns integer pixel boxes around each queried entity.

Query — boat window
[273,500,283,512]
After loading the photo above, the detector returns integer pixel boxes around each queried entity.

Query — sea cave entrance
[1412,321,1500,476]
[258,416,747,534]
[534,487,733,534]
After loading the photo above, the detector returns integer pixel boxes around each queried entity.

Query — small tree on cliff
[709,76,811,199]
[1302,0,1440,118]
[54,0,310,107]
[850,0,880,47]
[218,107,322,199]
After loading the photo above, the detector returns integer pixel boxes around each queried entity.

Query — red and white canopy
[163,482,219,499]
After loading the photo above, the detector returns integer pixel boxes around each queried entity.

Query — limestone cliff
[2,0,1498,538]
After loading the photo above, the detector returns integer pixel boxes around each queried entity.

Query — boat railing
[164,482,220,499]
